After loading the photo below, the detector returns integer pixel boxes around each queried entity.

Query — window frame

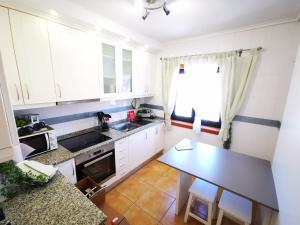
[171,108,222,129]
[170,64,222,133]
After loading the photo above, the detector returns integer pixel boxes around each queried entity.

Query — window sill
[171,120,220,135]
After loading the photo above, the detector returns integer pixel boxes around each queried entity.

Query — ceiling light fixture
[142,0,170,20]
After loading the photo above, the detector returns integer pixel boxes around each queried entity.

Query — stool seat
[184,179,218,225]
[218,191,252,224]
[189,179,218,203]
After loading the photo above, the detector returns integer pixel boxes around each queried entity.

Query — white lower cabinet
[126,123,165,175]
[153,123,165,154]
[56,158,77,184]
[115,137,130,178]
[128,129,149,171]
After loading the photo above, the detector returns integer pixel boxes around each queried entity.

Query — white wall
[147,22,300,160]
[271,46,300,225]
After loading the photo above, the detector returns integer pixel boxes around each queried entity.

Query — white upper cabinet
[101,42,134,98]
[0,89,11,150]
[48,22,101,102]
[0,7,23,106]
[102,43,117,96]
[132,49,155,96]
[9,10,56,104]
[121,49,133,93]
[0,53,15,163]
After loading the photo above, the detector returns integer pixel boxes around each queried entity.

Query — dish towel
[17,160,58,181]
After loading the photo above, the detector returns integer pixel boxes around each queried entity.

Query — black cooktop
[59,131,112,153]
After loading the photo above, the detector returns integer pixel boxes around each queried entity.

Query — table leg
[176,171,193,215]
[262,208,273,225]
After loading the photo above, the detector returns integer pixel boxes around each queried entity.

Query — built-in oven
[75,141,116,184]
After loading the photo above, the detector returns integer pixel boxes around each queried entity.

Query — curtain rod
[160,46,263,60]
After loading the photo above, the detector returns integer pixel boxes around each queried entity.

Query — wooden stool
[184,179,218,225]
[216,191,252,225]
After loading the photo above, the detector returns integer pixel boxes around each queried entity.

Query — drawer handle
[120,156,126,161]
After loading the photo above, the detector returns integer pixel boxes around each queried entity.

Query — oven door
[76,150,116,184]
[20,133,50,158]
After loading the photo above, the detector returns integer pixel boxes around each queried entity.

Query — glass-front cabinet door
[102,43,116,94]
[121,49,132,93]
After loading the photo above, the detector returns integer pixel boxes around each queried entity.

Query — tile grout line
[158,197,177,224]
[110,160,179,224]
[113,174,163,224]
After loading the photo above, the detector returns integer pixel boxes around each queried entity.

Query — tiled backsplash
[14,99,134,136]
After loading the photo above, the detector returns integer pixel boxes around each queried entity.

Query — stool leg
[216,209,224,225]
[207,202,213,225]
[212,200,217,219]
[184,194,193,223]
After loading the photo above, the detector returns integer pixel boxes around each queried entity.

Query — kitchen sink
[111,122,141,132]
[133,119,153,126]
[111,120,153,132]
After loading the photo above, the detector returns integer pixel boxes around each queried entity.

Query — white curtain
[218,49,259,144]
[161,57,180,128]
[161,49,258,139]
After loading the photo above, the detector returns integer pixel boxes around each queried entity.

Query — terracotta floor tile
[155,175,177,198]
[161,201,239,225]
[116,176,153,202]
[105,189,133,214]
[167,167,179,178]
[161,201,200,225]
[146,160,172,172]
[137,166,167,185]
[136,188,175,220]
[124,204,158,225]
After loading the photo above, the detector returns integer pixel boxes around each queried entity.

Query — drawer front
[116,156,129,171]
[118,167,129,178]
[116,146,128,156]
[116,151,128,162]
[115,138,127,148]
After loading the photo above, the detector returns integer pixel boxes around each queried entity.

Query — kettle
[97,112,111,132]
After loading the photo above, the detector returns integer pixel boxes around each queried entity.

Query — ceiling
[69,0,300,42]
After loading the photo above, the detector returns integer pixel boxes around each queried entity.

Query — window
[171,63,222,129]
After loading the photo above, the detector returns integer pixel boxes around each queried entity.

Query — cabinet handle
[57,84,62,98]
[14,84,20,101]
[25,84,30,100]
[72,165,75,176]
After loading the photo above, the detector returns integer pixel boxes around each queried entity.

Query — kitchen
[0,0,300,225]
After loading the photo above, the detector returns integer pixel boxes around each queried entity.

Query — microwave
[19,129,58,158]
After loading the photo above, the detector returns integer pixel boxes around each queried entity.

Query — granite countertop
[0,172,106,225]
[32,119,164,165]
[0,119,164,225]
